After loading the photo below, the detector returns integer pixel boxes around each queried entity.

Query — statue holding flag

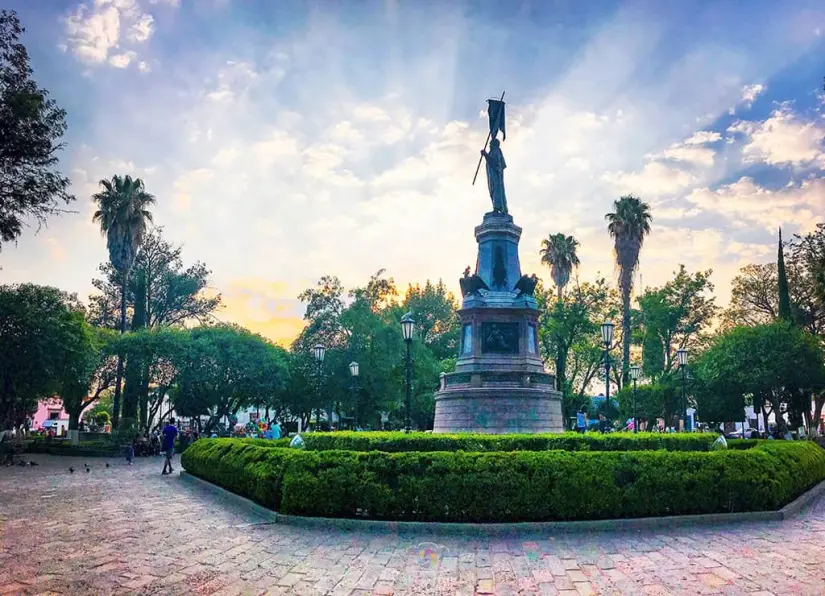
[474,94,508,214]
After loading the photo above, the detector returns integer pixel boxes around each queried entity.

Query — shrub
[181,438,825,522]
[238,431,717,453]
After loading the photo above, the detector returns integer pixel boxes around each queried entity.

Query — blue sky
[3,0,825,342]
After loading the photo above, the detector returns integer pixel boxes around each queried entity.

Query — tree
[91,174,155,427]
[778,228,792,322]
[606,195,652,387]
[695,322,825,433]
[402,279,459,360]
[172,325,289,432]
[637,266,718,376]
[59,327,117,431]
[539,233,581,301]
[538,277,620,421]
[0,284,86,429]
[0,11,73,250]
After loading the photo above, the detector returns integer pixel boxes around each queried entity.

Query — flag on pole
[487,99,506,141]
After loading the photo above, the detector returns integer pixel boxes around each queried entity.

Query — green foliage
[695,322,825,428]
[615,382,681,425]
[0,10,74,249]
[0,284,88,429]
[636,265,717,375]
[237,431,717,453]
[606,195,652,386]
[182,438,825,522]
[778,229,793,322]
[172,325,289,431]
[94,411,110,428]
[57,325,115,430]
[539,233,580,300]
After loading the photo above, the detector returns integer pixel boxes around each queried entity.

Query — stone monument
[432,95,564,434]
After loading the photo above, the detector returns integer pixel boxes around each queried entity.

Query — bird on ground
[69,467,75,474]
[29,461,38,466]
[105,463,110,468]
[85,467,90,473]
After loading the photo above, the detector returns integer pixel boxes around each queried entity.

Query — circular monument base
[433,385,563,434]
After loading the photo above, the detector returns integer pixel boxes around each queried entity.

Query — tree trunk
[111,279,128,428]
[68,411,80,431]
[557,285,563,302]
[812,392,825,435]
[621,287,631,389]
[555,345,567,395]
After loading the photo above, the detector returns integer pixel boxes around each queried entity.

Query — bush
[238,431,717,453]
[181,439,825,522]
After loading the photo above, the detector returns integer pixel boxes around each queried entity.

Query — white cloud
[63,0,158,66]
[603,161,696,197]
[738,83,766,110]
[684,131,722,145]
[108,51,136,68]
[138,60,151,73]
[729,106,825,166]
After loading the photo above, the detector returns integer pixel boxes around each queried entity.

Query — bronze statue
[513,273,538,297]
[481,137,508,214]
[459,267,490,296]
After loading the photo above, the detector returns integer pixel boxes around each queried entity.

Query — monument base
[433,372,563,434]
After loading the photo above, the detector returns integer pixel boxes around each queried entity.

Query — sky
[2,0,825,345]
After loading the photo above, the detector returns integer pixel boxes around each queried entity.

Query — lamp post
[600,322,615,405]
[630,365,640,434]
[349,361,359,429]
[400,312,415,433]
[677,348,688,432]
[313,344,325,430]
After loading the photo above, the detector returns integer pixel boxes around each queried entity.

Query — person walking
[161,418,179,476]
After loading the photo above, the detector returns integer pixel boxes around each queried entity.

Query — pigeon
[105,463,110,468]
[31,461,38,466]
[69,467,75,474]
[17,460,26,466]
[85,467,90,473]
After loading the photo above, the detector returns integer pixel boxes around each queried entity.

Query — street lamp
[677,348,688,432]
[313,344,325,430]
[400,312,415,433]
[630,365,641,434]
[349,361,359,429]
[600,322,615,405]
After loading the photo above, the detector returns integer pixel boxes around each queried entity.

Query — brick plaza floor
[1,455,825,595]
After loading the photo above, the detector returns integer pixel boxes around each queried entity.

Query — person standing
[576,409,587,434]
[161,418,179,476]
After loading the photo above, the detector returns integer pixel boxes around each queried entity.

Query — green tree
[172,325,289,432]
[606,195,652,388]
[59,327,118,431]
[637,266,717,376]
[695,322,825,433]
[402,279,459,360]
[0,11,73,249]
[539,233,581,301]
[538,277,620,420]
[778,228,792,322]
[0,285,85,429]
[91,174,155,427]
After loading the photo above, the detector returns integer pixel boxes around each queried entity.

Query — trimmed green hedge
[181,438,825,522]
[241,431,718,453]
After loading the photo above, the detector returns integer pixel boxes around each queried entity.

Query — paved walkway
[1,455,825,596]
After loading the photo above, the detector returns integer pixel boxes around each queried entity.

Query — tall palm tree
[606,195,651,387]
[539,233,581,301]
[92,175,155,428]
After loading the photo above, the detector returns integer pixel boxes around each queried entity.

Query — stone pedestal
[433,211,563,434]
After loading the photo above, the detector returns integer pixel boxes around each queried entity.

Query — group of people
[124,418,183,475]
[231,419,282,439]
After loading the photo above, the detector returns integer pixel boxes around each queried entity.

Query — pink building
[32,398,69,435]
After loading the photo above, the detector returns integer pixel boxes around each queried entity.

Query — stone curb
[180,471,825,536]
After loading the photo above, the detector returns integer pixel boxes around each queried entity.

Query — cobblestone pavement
[2,455,825,596]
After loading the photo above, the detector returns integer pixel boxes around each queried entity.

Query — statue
[513,274,538,297]
[481,138,508,214]
[492,246,507,290]
[459,266,490,296]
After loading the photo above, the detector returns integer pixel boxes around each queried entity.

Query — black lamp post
[630,365,640,434]
[349,361,359,429]
[313,343,325,430]
[400,312,415,433]
[677,348,688,432]
[600,322,615,404]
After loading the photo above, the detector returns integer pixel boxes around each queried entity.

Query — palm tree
[92,175,155,428]
[606,195,651,387]
[539,233,581,301]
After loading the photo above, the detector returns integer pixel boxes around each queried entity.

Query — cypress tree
[777,228,792,322]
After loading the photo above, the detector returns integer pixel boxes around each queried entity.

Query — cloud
[108,51,137,68]
[730,83,766,113]
[728,106,825,167]
[603,161,696,197]
[218,279,306,345]
[63,0,159,66]
[686,176,825,232]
